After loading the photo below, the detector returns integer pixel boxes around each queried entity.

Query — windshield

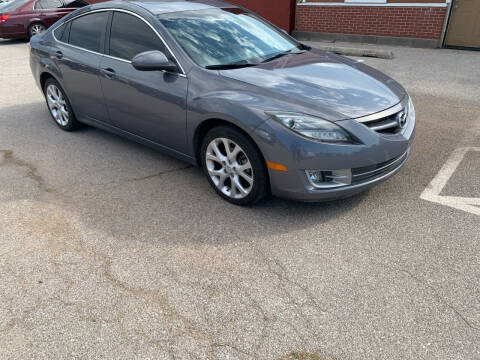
[158,8,299,68]
[1,0,29,12]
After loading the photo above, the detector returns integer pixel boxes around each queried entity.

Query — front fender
[186,90,274,156]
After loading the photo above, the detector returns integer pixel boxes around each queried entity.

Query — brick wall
[296,4,447,40]
[229,0,297,32]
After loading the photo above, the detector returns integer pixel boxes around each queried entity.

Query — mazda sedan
[30,0,415,205]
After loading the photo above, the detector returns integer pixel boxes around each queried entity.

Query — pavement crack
[382,262,480,332]
[99,255,217,360]
[88,165,192,187]
[212,343,254,358]
[130,165,192,181]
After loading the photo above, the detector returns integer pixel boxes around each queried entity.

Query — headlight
[265,111,353,143]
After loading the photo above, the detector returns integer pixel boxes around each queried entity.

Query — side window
[109,12,165,61]
[60,21,70,42]
[53,22,71,42]
[61,0,88,8]
[34,0,63,9]
[53,23,66,39]
[69,12,108,53]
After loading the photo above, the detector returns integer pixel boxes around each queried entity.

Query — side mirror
[132,50,178,72]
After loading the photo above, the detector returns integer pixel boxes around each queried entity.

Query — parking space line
[420,147,480,216]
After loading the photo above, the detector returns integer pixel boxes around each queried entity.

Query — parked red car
[0,0,88,39]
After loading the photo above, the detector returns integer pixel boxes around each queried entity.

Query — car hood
[219,50,407,121]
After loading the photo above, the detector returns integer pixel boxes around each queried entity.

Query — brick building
[232,0,480,49]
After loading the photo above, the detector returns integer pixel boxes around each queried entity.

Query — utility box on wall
[229,0,297,33]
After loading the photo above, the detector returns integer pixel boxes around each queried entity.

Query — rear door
[99,10,188,152]
[54,10,110,123]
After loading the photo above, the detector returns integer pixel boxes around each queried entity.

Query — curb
[312,45,394,59]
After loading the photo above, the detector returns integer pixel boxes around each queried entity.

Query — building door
[445,0,480,48]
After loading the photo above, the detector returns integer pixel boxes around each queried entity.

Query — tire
[43,78,79,131]
[201,126,268,205]
[28,23,46,38]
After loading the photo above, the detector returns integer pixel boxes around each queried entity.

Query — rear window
[1,0,30,12]
[62,0,88,8]
[34,0,63,10]
[68,11,107,53]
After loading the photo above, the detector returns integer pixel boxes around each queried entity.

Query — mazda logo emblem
[397,111,407,129]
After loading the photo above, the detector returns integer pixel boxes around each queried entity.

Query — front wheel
[201,126,268,205]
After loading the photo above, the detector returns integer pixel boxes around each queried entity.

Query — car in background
[0,0,88,39]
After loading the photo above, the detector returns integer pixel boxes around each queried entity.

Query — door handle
[101,67,116,78]
[55,50,63,59]
[39,13,47,17]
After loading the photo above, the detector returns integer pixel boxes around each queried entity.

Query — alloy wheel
[205,138,254,199]
[46,84,69,127]
[30,24,46,36]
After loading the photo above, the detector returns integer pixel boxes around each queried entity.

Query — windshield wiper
[261,49,305,63]
[205,63,257,70]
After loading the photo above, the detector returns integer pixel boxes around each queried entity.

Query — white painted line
[420,147,480,216]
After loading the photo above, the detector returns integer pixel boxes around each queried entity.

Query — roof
[129,0,238,15]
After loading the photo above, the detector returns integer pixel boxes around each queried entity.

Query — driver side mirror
[132,50,178,73]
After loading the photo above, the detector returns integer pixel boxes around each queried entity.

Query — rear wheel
[201,126,268,205]
[43,78,79,131]
[28,23,46,38]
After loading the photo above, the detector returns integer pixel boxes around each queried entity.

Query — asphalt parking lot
[0,38,479,360]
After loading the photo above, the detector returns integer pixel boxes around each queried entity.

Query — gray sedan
[29,0,415,205]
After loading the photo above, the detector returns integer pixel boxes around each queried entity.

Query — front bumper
[252,105,415,201]
[270,147,410,201]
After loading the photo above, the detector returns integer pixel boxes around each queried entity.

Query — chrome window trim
[51,8,187,77]
[354,96,408,123]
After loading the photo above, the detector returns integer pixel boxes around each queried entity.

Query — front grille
[362,109,405,134]
[351,151,408,184]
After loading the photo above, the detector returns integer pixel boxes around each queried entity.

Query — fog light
[306,170,324,183]
[305,169,352,189]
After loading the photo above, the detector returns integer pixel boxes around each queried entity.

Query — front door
[445,0,480,48]
[99,11,188,153]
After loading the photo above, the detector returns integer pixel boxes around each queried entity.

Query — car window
[59,21,70,42]
[69,11,107,53]
[53,23,66,39]
[1,0,30,12]
[109,11,165,61]
[34,0,63,10]
[61,0,88,8]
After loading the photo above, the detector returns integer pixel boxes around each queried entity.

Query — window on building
[344,0,387,3]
